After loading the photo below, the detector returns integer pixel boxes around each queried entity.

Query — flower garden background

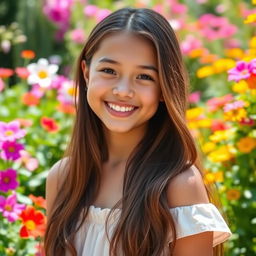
[0,0,256,255]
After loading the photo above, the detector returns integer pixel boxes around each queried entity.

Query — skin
[46,32,213,255]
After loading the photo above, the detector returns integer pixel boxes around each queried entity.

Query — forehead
[91,32,157,65]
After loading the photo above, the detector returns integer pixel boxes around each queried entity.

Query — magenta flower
[0,192,26,222]
[198,14,237,41]
[0,78,5,92]
[1,141,24,161]
[248,58,256,74]
[0,120,26,142]
[228,61,251,82]
[0,169,19,192]
[223,100,246,112]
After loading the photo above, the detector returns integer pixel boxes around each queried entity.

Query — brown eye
[100,68,116,75]
[137,74,154,81]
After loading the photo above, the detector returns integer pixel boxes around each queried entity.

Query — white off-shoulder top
[70,203,232,256]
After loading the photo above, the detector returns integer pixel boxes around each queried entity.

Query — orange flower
[21,50,35,59]
[40,117,59,133]
[19,206,46,238]
[57,103,76,114]
[237,137,256,153]
[29,194,46,209]
[0,68,14,78]
[226,189,241,200]
[22,92,40,106]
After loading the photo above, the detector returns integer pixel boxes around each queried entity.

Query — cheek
[139,86,161,106]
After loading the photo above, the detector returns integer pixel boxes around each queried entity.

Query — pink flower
[171,3,187,14]
[198,14,237,41]
[0,192,26,222]
[1,141,24,161]
[223,100,246,112]
[70,29,86,44]
[15,150,39,172]
[0,121,26,142]
[0,78,4,92]
[248,58,256,74]
[83,5,98,17]
[96,9,111,22]
[188,91,201,104]
[15,67,29,79]
[207,94,233,112]
[0,169,19,192]
[181,35,203,55]
[228,61,251,82]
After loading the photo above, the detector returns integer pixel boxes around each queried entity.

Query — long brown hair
[44,7,224,255]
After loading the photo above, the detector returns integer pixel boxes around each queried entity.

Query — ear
[81,60,89,84]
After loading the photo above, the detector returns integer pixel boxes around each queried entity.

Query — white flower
[27,58,58,88]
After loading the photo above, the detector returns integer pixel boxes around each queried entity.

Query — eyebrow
[98,57,158,73]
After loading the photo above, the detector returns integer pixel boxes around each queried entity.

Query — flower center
[4,204,12,212]
[67,87,75,96]
[8,146,15,153]
[3,177,10,184]
[38,70,48,79]
[25,220,36,230]
[5,130,13,136]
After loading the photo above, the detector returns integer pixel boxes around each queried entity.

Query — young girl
[44,7,232,256]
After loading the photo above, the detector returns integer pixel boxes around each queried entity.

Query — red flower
[19,206,46,238]
[15,67,30,79]
[247,74,256,89]
[21,50,35,59]
[22,92,40,106]
[211,120,230,132]
[0,68,14,79]
[29,194,46,209]
[40,117,59,133]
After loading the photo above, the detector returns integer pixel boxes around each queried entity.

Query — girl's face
[82,32,162,134]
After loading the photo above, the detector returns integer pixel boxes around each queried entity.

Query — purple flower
[0,121,26,142]
[0,192,26,222]
[0,141,24,161]
[0,169,19,192]
[228,61,251,82]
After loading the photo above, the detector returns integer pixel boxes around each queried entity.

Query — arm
[45,158,69,219]
[167,165,213,256]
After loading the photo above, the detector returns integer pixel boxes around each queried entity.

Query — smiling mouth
[104,101,138,117]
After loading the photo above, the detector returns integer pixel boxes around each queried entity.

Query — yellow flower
[253,0,256,4]
[224,108,247,122]
[186,107,204,120]
[249,36,256,48]
[212,58,236,73]
[204,171,224,184]
[237,137,256,153]
[196,66,215,78]
[225,48,244,59]
[208,145,234,162]
[202,142,216,153]
[209,129,234,143]
[232,80,249,93]
[244,14,256,24]
[226,189,241,200]
[196,118,212,128]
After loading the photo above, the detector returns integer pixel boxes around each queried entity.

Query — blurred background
[0,0,256,255]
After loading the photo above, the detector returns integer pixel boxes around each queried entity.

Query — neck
[103,126,147,166]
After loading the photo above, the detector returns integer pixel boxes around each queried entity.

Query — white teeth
[107,103,135,112]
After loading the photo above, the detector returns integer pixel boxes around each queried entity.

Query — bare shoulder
[46,157,70,217]
[167,165,209,208]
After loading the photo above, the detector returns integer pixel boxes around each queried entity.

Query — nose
[112,78,134,98]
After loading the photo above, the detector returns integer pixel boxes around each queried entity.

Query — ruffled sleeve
[168,203,232,247]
